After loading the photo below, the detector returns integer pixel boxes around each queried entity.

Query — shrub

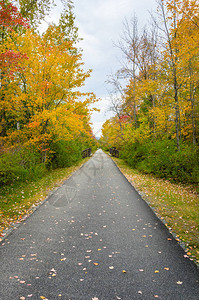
[121,139,199,184]
[49,139,82,169]
[0,147,46,185]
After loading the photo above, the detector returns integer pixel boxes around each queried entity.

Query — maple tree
[0,0,97,184]
[0,0,29,138]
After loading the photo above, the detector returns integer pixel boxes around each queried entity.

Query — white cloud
[73,0,157,136]
[92,0,130,21]
[45,0,157,136]
[90,95,116,137]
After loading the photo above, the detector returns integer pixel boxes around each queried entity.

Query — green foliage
[59,1,80,45]
[0,135,98,186]
[19,0,55,27]
[121,140,199,184]
[49,139,82,169]
[121,141,149,169]
[0,147,46,185]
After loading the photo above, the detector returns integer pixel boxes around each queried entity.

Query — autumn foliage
[0,0,97,185]
[101,0,199,184]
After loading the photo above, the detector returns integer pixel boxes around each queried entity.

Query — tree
[18,0,55,27]
[1,0,97,161]
[0,0,29,139]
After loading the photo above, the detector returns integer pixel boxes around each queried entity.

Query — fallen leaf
[109,266,114,269]
[177,281,183,285]
[93,263,99,266]
[50,268,56,272]
[122,270,127,273]
[155,270,159,273]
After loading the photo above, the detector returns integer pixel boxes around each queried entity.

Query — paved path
[0,150,198,300]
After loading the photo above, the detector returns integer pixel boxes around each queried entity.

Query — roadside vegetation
[113,157,199,265]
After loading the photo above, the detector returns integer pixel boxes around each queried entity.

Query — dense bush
[0,148,46,185]
[121,140,199,184]
[49,139,82,169]
[0,137,97,186]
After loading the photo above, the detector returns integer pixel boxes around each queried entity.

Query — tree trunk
[173,68,180,150]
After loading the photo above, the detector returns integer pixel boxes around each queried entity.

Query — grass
[0,158,89,241]
[113,157,199,265]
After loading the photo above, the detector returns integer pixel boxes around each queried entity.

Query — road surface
[0,149,198,299]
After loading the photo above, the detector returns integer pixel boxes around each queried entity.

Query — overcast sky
[48,0,157,136]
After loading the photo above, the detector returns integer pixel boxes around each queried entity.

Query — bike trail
[0,149,198,299]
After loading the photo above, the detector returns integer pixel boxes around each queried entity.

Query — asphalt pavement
[0,149,198,300]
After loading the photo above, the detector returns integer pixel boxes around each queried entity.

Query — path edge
[0,156,93,244]
[108,153,199,269]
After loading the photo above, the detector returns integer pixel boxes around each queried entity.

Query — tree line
[101,0,199,184]
[0,0,97,185]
